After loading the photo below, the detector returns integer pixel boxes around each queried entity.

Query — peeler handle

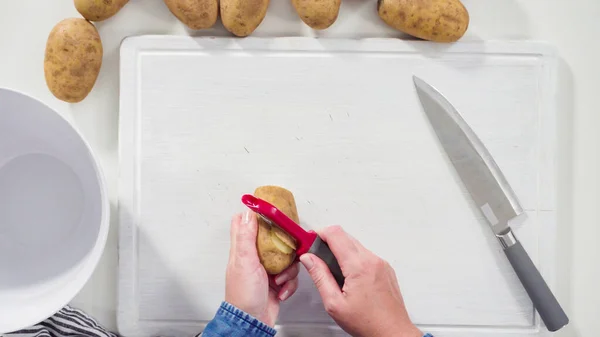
[307,236,345,289]
[241,194,317,253]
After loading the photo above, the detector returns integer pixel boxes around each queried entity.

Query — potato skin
[164,0,219,30]
[44,18,103,103]
[254,186,298,274]
[74,0,129,21]
[292,0,341,30]
[377,0,469,42]
[220,0,269,37]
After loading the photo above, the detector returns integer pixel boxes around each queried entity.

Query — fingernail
[243,210,251,225]
[300,254,313,269]
[279,290,290,301]
[275,273,289,286]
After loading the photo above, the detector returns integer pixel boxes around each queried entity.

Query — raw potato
[377,0,469,42]
[220,0,269,37]
[271,231,294,254]
[254,186,298,274]
[44,18,103,103]
[292,0,341,30]
[74,0,129,21]
[164,0,219,30]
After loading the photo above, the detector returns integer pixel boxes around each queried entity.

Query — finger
[269,275,281,292]
[228,213,243,261]
[316,226,360,245]
[278,277,299,301]
[300,253,343,304]
[230,211,259,263]
[346,232,367,250]
[274,263,300,286]
[317,226,361,269]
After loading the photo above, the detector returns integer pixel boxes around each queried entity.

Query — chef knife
[413,76,568,332]
[242,194,345,288]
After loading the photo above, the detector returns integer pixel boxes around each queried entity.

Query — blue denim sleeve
[200,302,433,337]
[200,301,277,337]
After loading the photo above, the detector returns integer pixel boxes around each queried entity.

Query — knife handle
[308,236,345,289]
[499,230,569,332]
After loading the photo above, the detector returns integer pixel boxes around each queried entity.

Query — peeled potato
[377,0,469,42]
[254,186,298,274]
[292,0,341,30]
[271,231,294,254]
[220,0,269,37]
[272,226,295,249]
[74,0,129,21]
[164,0,219,30]
[44,18,103,103]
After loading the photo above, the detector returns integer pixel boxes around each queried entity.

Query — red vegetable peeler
[241,194,345,288]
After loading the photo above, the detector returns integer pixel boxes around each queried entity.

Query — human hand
[300,226,422,337]
[225,211,300,327]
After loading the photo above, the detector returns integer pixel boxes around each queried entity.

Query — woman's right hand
[300,226,422,337]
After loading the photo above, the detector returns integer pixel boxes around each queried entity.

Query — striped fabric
[4,305,434,337]
[6,306,119,337]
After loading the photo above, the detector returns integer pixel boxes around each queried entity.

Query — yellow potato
[377,0,469,42]
[271,231,294,254]
[74,0,129,21]
[44,18,103,103]
[164,0,219,30]
[292,0,341,30]
[272,226,296,249]
[254,186,298,274]
[220,0,269,37]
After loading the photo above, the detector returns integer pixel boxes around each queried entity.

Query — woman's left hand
[225,211,300,327]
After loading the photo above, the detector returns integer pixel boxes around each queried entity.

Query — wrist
[389,322,422,337]
[224,301,274,328]
[255,313,276,328]
[222,302,277,334]
[370,321,421,337]
[400,324,423,337]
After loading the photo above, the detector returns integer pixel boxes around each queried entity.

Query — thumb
[230,211,259,263]
[300,254,343,305]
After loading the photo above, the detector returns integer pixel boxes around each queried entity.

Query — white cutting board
[118,36,558,337]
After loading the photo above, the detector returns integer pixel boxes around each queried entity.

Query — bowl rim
[0,87,110,334]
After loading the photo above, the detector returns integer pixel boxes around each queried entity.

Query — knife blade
[413,76,568,332]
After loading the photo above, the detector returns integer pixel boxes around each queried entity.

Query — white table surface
[0,0,598,336]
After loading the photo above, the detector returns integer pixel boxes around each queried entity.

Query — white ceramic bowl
[0,88,109,333]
